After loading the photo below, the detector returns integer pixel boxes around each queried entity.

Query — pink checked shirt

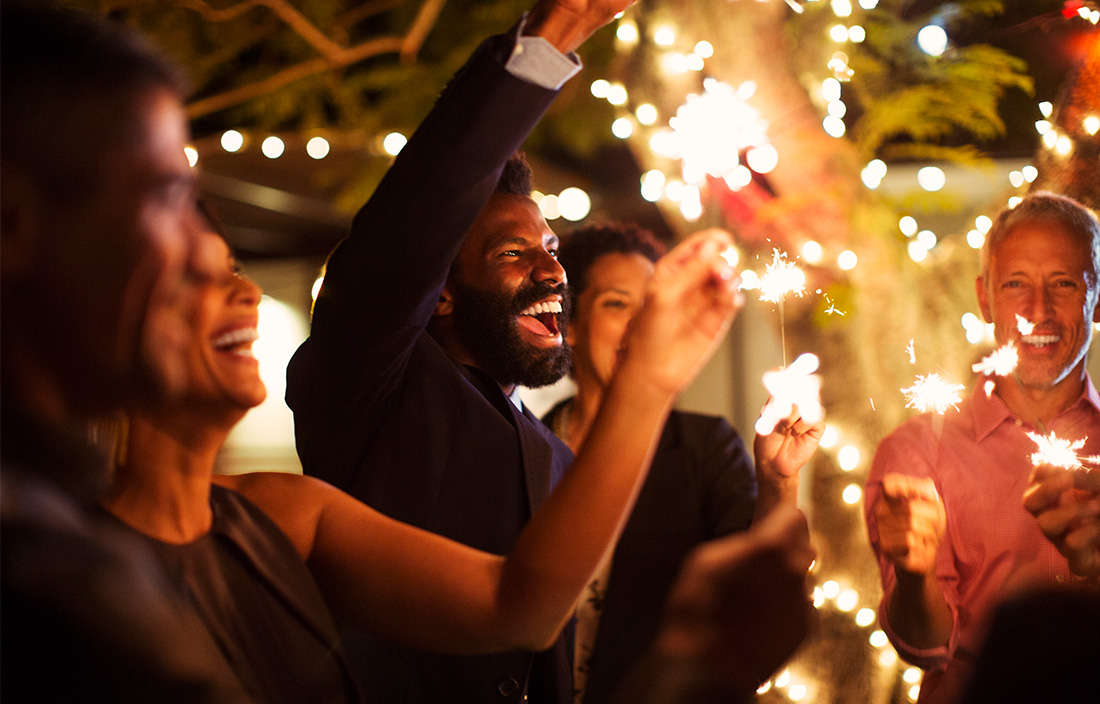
[865,376,1100,704]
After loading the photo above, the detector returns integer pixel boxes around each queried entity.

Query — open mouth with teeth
[212,327,260,358]
[516,300,563,338]
[1020,333,1060,348]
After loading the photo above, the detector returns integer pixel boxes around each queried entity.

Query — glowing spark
[869,398,876,410]
[906,339,916,365]
[1016,315,1035,335]
[1027,431,1088,469]
[901,374,964,414]
[756,353,824,435]
[758,250,806,304]
[669,78,771,187]
[983,380,996,398]
[720,246,739,268]
[823,294,846,316]
[972,343,1018,377]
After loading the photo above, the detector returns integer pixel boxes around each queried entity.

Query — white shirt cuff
[505,18,582,90]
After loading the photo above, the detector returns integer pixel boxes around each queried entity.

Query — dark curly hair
[494,151,533,196]
[558,223,667,319]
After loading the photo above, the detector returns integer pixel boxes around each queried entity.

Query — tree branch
[181,0,348,60]
[400,0,447,63]
[335,0,405,31]
[184,0,449,119]
[186,37,403,118]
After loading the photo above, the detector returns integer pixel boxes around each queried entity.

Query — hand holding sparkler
[621,229,743,397]
[873,473,946,576]
[755,353,823,436]
[1023,461,1100,580]
[751,354,825,520]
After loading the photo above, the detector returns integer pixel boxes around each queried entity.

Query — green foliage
[841,0,1033,164]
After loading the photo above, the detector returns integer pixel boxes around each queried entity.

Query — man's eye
[548,249,559,259]
[602,300,627,309]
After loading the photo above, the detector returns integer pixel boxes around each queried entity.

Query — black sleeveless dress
[104,485,361,704]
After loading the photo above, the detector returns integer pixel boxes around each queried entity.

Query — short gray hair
[979,192,1100,288]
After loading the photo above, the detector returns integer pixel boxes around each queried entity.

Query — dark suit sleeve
[285,30,560,484]
[690,416,756,537]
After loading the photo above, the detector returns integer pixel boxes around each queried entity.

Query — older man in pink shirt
[865,192,1100,704]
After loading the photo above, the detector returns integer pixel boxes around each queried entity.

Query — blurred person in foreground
[1,2,247,700]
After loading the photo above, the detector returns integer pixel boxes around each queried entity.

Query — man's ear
[0,162,42,281]
[975,275,992,323]
[434,283,455,317]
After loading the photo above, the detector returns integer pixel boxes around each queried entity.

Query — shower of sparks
[972,343,1018,377]
[1016,315,1035,335]
[758,249,806,304]
[823,293,846,316]
[755,353,824,436]
[901,374,965,414]
[906,339,916,365]
[1026,431,1100,469]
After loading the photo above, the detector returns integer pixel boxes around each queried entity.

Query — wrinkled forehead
[990,218,1098,279]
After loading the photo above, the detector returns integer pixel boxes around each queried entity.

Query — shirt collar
[970,373,1100,442]
[508,386,525,412]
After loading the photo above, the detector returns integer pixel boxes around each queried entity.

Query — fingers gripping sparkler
[756,353,824,435]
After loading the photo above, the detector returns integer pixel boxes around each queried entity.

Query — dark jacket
[543,404,756,704]
[286,30,572,704]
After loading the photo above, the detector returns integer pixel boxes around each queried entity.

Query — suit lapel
[517,405,554,512]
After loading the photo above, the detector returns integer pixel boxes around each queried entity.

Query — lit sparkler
[1026,430,1100,469]
[756,353,824,436]
[758,249,806,304]
[901,373,964,414]
[755,249,806,366]
[972,342,1018,377]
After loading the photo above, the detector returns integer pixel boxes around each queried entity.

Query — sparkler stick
[757,249,806,367]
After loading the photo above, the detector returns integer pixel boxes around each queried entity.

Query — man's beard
[450,278,571,389]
